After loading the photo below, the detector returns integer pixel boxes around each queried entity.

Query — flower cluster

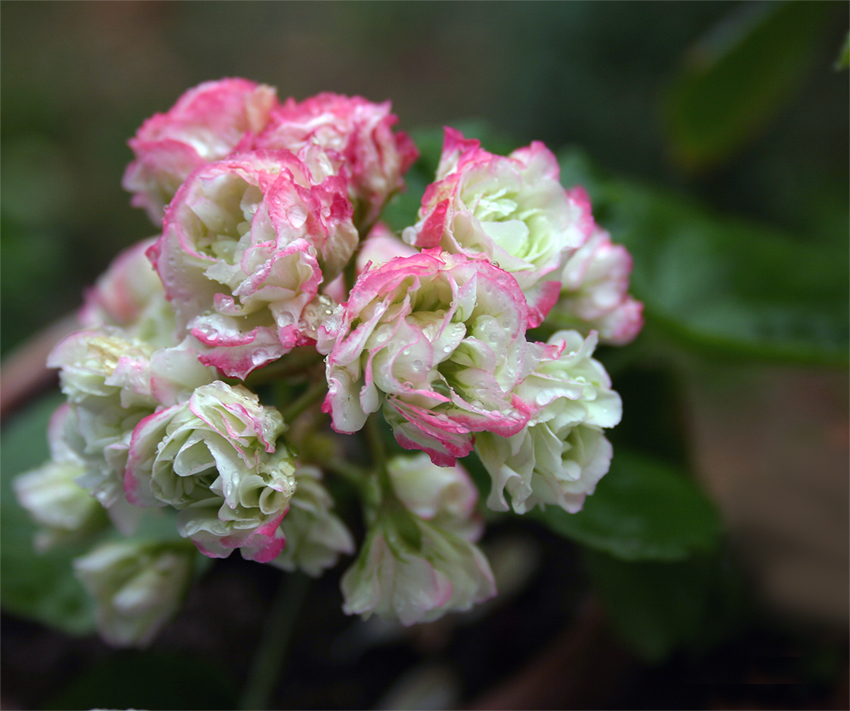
[16,78,642,647]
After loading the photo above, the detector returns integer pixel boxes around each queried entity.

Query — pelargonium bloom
[341,454,495,626]
[551,227,644,345]
[47,329,216,532]
[321,250,538,466]
[48,331,160,522]
[150,149,358,379]
[256,93,419,227]
[270,465,354,577]
[73,539,195,647]
[124,78,278,224]
[14,405,108,552]
[387,452,483,541]
[355,222,417,276]
[476,330,622,514]
[124,381,297,562]
[79,237,176,348]
[403,128,593,327]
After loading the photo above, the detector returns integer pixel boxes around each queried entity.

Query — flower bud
[73,540,194,647]
[387,453,482,541]
[15,459,108,552]
[270,465,354,577]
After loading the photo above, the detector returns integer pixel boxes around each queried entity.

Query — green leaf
[664,1,830,171]
[1,393,97,634]
[584,550,749,663]
[836,31,850,70]
[535,451,722,562]
[557,149,849,366]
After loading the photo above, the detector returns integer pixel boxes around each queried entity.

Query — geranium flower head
[124,78,278,224]
[150,149,357,378]
[124,381,297,562]
[322,249,537,466]
[341,454,494,626]
[256,93,419,227]
[403,128,594,327]
[476,330,622,514]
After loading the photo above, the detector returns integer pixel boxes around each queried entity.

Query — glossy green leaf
[535,451,721,562]
[664,1,830,171]
[0,393,97,634]
[584,550,749,662]
[836,31,850,70]
[557,149,849,365]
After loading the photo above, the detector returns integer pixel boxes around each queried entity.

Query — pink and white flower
[270,465,354,577]
[355,222,417,276]
[14,405,107,552]
[341,453,494,626]
[387,453,483,542]
[476,330,622,514]
[47,331,161,523]
[124,381,296,563]
[149,150,358,379]
[123,78,278,224]
[47,329,215,533]
[256,93,419,227]
[321,250,537,467]
[403,128,593,327]
[340,520,495,626]
[551,227,644,345]
[80,237,176,348]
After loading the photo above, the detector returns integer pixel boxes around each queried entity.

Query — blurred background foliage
[2,2,848,709]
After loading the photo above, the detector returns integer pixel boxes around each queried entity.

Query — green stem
[365,415,388,472]
[238,571,311,711]
[321,457,369,490]
[280,378,328,423]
